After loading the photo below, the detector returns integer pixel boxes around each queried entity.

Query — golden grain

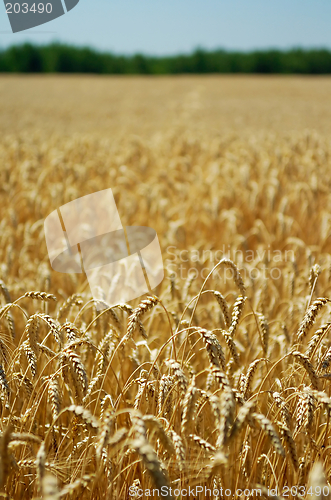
[1,76,331,498]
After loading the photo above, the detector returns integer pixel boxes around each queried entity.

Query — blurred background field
[2,75,331,137]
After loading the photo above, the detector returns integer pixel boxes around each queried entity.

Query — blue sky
[1,0,331,54]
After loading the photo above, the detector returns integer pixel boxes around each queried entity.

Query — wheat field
[1,75,331,499]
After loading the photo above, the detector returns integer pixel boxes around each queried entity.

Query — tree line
[1,43,331,74]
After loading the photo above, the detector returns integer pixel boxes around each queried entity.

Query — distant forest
[1,43,331,73]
